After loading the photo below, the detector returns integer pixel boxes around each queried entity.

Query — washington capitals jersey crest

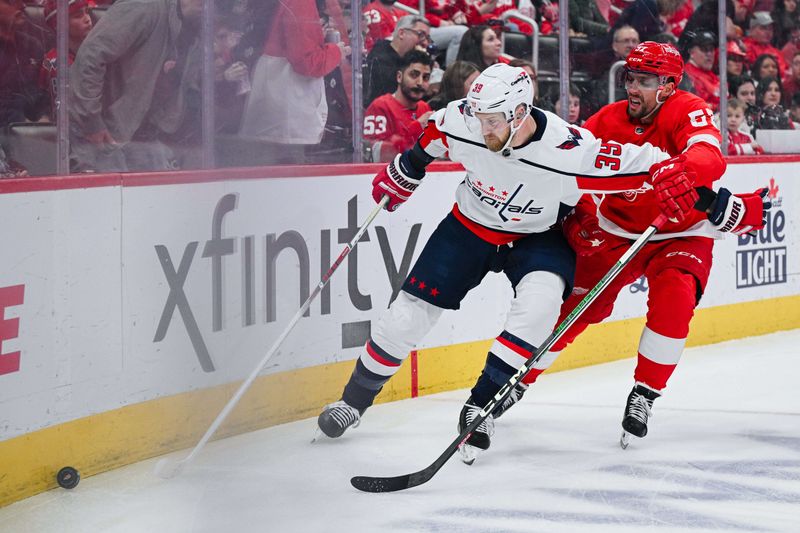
[556,126,583,150]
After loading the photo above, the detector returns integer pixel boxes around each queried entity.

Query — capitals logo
[556,127,583,150]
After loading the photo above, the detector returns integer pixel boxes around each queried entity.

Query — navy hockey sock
[470,353,517,407]
[341,359,388,412]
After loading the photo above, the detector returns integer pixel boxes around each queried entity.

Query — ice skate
[316,401,363,439]
[619,383,660,449]
[457,398,495,465]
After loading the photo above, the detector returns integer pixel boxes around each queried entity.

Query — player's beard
[484,129,511,152]
[626,95,654,120]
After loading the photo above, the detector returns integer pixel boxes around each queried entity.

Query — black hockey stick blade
[351,472,416,493]
[351,425,471,492]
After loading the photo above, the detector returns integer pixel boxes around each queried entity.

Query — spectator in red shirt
[783,49,800,105]
[39,0,92,119]
[683,30,720,111]
[239,0,348,162]
[742,11,789,76]
[364,49,433,162]
[362,0,406,53]
[456,25,503,71]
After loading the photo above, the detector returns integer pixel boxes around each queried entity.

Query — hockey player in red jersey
[315,62,757,454]
[475,42,771,453]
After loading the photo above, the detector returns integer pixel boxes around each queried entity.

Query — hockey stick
[155,195,389,479]
[350,212,669,493]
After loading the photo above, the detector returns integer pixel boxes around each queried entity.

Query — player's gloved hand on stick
[372,152,424,211]
[708,187,771,235]
[562,211,611,256]
[649,156,698,222]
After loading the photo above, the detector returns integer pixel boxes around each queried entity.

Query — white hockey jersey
[418,100,672,241]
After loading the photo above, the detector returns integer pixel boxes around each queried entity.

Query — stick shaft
[181,196,389,466]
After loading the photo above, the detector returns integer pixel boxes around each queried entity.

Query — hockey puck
[56,466,80,489]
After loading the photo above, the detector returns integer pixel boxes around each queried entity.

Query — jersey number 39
[594,141,622,171]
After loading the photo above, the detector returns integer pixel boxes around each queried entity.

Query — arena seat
[4,123,58,176]
[23,5,45,27]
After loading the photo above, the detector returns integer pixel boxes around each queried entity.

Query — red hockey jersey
[583,90,725,238]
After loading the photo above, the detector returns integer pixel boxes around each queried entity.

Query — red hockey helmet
[624,41,684,87]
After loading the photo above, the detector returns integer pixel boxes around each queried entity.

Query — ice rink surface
[2,329,799,533]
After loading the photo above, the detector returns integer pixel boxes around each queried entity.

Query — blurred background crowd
[1,0,799,176]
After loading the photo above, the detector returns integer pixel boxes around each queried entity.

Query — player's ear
[662,80,677,98]
[512,104,527,127]
[397,69,403,85]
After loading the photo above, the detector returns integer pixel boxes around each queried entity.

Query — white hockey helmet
[465,64,533,153]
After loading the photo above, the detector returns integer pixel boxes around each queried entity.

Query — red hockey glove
[649,154,687,184]
[562,211,611,256]
[654,171,699,222]
[709,187,771,235]
[372,153,423,211]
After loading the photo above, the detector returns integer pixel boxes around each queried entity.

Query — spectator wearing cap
[38,0,92,119]
[0,0,50,127]
[363,50,433,162]
[727,40,748,76]
[742,11,789,76]
[364,15,430,107]
[783,49,800,105]
[684,30,720,110]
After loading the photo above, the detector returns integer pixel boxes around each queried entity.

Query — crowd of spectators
[2,0,800,177]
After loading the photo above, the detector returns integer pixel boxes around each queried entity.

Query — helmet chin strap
[640,79,671,122]
[500,107,531,157]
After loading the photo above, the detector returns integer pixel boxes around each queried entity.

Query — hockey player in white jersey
[317,64,701,461]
